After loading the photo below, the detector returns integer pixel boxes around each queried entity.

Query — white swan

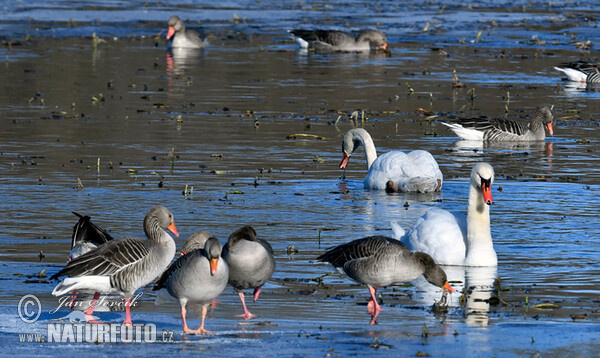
[339,128,443,193]
[392,163,497,266]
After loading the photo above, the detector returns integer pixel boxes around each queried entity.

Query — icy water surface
[1,1,600,356]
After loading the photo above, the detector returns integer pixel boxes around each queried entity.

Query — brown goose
[221,226,275,320]
[290,29,387,52]
[154,235,228,334]
[318,236,454,324]
[51,205,179,325]
[167,15,209,49]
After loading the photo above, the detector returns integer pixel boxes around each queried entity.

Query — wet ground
[1,1,600,356]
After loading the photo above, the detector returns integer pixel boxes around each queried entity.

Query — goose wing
[71,212,114,249]
[317,236,402,267]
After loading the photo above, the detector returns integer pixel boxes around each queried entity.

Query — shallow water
[1,1,600,356]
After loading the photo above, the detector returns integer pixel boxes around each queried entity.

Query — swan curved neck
[354,130,378,169]
[465,183,496,266]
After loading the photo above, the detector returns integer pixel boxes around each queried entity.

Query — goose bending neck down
[339,128,443,193]
[396,163,497,266]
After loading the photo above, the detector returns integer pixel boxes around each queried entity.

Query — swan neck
[466,183,493,254]
[356,131,377,169]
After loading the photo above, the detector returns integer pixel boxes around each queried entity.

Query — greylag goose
[51,205,179,325]
[554,61,600,83]
[180,231,211,255]
[154,235,228,334]
[441,106,553,141]
[290,29,387,52]
[340,128,443,193]
[167,15,209,49]
[394,163,497,266]
[318,236,454,324]
[69,212,114,260]
[222,226,275,320]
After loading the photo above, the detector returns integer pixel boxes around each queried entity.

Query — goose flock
[48,15,566,333]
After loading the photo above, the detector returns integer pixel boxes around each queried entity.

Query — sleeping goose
[154,235,228,334]
[51,205,178,325]
[441,106,553,141]
[222,226,275,320]
[318,236,454,324]
[554,61,600,83]
[339,128,443,193]
[290,29,387,52]
[393,163,497,267]
[167,15,209,49]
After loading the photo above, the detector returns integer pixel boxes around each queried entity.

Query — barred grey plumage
[318,235,453,323]
[442,106,553,141]
[51,205,178,325]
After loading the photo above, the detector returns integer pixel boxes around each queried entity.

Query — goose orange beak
[210,258,219,275]
[339,152,350,169]
[482,182,493,205]
[167,221,179,237]
[167,26,175,40]
[379,43,388,50]
[443,282,455,293]
[545,122,553,136]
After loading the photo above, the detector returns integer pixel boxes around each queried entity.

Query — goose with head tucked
[51,205,179,325]
[393,163,497,267]
[339,128,443,193]
[154,235,228,334]
[441,106,553,141]
[167,15,209,49]
[222,226,275,320]
[318,236,454,324]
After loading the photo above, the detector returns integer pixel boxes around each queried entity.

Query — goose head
[144,205,179,238]
[181,231,212,255]
[533,106,554,136]
[228,225,258,245]
[167,16,185,40]
[204,237,223,276]
[357,30,388,50]
[471,163,495,205]
[418,253,455,293]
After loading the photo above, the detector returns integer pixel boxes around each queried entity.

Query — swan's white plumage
[403,209,467,266]
[364,150,443,192]
[341,128,443,193]
[396,163,497,267]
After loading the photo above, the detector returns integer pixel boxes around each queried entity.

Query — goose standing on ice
[154,234,228,334]
[222,226,275,320]
[318,236,454,324]
[51,205,179,325]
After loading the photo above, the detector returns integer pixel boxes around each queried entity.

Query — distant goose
[318,236,454,324]
[222,226,276,319]
[154,235,228,334]
[167,15,209,49]
[441,106,553,141]
[69,212,114,261]
[340,128,443,193]
[554,61,600,83]
[290,29,387,52]
[394,163,497,267]
[51,205,179,325]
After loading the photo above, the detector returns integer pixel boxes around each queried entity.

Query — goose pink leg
[83,292,101,323]
[123,299,133,326]
[236,291,257,320]
[367,287,381,325]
